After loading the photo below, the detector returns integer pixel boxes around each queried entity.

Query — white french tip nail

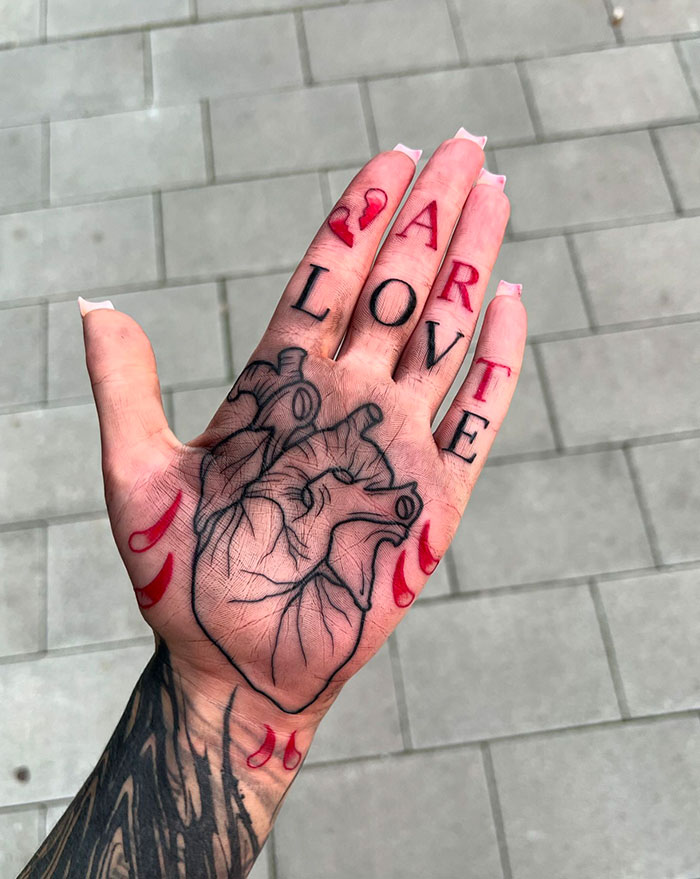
[454,128,487,148]
[78,296,115,317]
[495,280,522,299]
[476,168,506,191]
[392,143,423,164]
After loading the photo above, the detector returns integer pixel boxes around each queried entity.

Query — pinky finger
[433,282,527,500]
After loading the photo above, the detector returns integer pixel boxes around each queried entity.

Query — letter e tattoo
[291,264,330,322]
[443,410,490,464]
[438,260,479,312]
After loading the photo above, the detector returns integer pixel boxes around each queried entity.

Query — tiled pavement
[1,0,700,876]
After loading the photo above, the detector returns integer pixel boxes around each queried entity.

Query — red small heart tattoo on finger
[328,188,388,247]
[328,206,354,248]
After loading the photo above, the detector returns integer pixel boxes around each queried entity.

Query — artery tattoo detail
[192,346,423,714]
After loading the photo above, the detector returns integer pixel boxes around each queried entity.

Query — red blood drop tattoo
[128,491,183,553]
[133,553,174,609]
[392,550,415,608]
[246,725,276,769]
[474,357,512,403]
[328,206,354,247]
[359,188,388,230]
[283,731,302,771]
[418,521,439,574]
[396,200,438,250]
[437,260,479,312]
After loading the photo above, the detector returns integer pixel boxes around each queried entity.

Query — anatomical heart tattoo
[193,347,422,713]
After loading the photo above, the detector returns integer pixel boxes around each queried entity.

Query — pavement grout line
[515,60,545,142]
[530,342,565,453]
[357,79,380,155]
[200,99,216,183]
[0,635,153,667]
[38,0,48,42]
[622,445,664,568]
[649,126,684,215]
[674,39,700,115]
[152,190,167,281]
[40,118,51,207]
[39,526,49,655]
[318,170,333,214]
[563,233,599,330]
[443,546,462,594]
[293,10,314,86]
[216,278,235,383]
[142,30,154,107]
[481,743,514,879]
[444,0,469,64]
[599,0,624,45]
[589,579,631,719]
[387,634,414,751]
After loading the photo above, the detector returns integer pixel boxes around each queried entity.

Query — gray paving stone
[274,749,502,879]
[151,17,302,105]
[0,808,41,877]
[369,65,535,153]
[492,718,700,879]
[495,132,674,234]
[47,518,148,648]
[0,34,145,126]
[171,383,230,441]
[227,272,288,369]
[491,237,589,336]
[398,586,618,746]
[0,304,44,406]
[211,85,370,179]
[0,0,40,44]
[326,166,364,206]
[199,0,337,14]
[0,125,42,210]
[574,217,700,323]
[0,529,45,658]
[51,105,206,199]
[162,175,323,278]
[540,322,700,444]
[0,404,103,524]
[617,0,700,37]
[0,197,158,302]
[679,37,700,96]
[452,0,615,63]
[527,44,696,137]
[599,569,700,715]
[0,644,152,805]
[303,0,459,81]
[48,0,189,37]
[631,437,700,564]
[48,284,227,400]
[417,553,452,599]
[307,646,402,763]
[656,122,700,211]
[451,451,652,590]
[249,847,271,879]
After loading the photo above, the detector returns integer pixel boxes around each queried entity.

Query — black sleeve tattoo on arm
[19,643,259,879]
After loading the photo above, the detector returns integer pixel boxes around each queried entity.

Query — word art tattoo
[328,188,388,247]
[193,347,423,713]
[20,644,259,878]
[128,491,181,608]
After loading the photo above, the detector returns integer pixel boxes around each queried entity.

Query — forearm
[19,642,303,878]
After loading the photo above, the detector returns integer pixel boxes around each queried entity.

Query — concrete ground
[1,0,700,876]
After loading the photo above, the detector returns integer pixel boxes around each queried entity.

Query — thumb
[80,298,179,485]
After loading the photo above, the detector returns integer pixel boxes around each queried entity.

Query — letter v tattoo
[425,321,465,368]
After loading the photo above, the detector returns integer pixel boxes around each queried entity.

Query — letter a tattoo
[396,201,438,250]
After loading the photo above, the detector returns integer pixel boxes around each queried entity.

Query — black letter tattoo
[193,347,423,713]
[443,409,490,464]
[425,320,465,369]
[368,278,417,327]
[290,263,330,322]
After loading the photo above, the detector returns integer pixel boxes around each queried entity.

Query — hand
[81,133,526,749]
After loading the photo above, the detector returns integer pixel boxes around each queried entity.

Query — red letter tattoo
[418,521,439,574]
[291,263,330,322]
[283,731,302,771]
[396,200,438,250]
[128,491,182,553]
[442,410,490,464]
[359,188,388,230]
[247,725,276,769]
[437,260,479,312]
[425,320,465,369]
[474,357,512,403]
[133,553,174,609]
[392,550,416,608]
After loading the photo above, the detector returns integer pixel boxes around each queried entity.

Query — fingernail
[454,128,487,148]
[476,168,506,191]
[78,296,115,317]
[392,143,423,164]
[495,280,522,299]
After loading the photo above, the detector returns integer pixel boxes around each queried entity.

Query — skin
[21,136,526,877]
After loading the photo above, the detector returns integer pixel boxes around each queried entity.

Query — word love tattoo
[192,347,423,713]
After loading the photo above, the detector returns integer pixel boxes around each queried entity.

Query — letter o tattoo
[369,279,417,327]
